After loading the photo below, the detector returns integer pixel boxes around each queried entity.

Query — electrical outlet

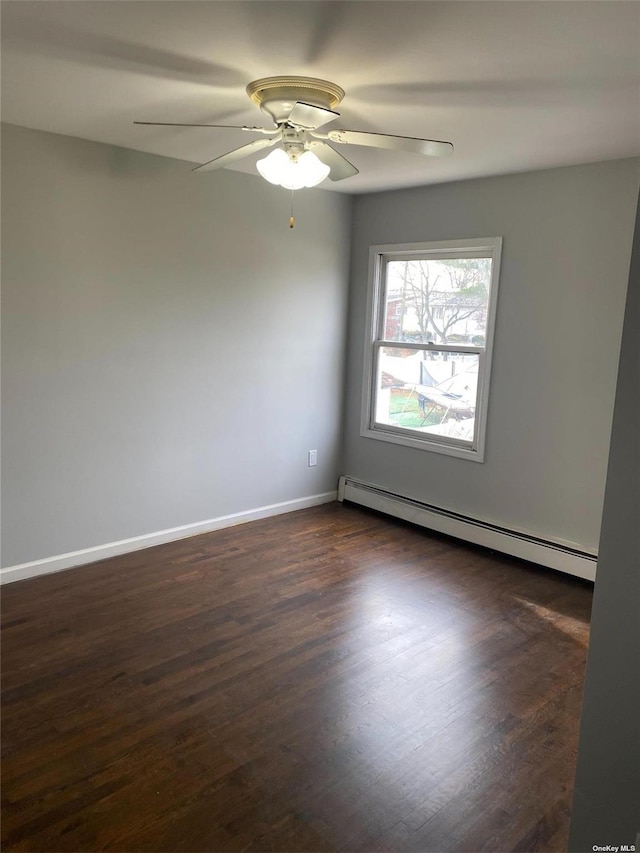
[308,449,318,467]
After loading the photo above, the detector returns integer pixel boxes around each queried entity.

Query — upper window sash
[374,243,497,345]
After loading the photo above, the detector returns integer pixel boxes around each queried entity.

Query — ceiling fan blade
[309,141,359,181]
[192,137,279,173]
[326,129,453,157]
[287,102,340,129]
[134,121,277,134]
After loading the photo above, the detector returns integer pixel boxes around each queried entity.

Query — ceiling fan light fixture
[256,148,330,190]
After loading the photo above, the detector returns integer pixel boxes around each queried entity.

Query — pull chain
[289,190,295,229]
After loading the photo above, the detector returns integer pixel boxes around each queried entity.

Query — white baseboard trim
[0,491,337,585]
[339,476,597,582]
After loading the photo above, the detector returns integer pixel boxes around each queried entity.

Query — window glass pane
[375,347,479,443]
[383,258,492,346]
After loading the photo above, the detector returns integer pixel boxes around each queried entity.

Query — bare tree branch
[391,257,489,345]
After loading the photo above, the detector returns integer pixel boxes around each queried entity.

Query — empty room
[1,2,638,851]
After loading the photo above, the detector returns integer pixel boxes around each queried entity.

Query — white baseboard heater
[338,476,596,582]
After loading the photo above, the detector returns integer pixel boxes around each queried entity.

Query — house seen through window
[362,238,502,461]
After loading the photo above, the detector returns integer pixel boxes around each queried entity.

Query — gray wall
[1,124,352,567]
[342,159,640,553]
[2,126,638,571]
[569,195,640,851]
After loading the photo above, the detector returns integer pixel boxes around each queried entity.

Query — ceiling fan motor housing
[246,76,345,125]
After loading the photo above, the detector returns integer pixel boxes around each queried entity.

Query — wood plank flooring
[1,502,592,852]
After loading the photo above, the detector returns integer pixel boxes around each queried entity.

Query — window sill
[361,424,486,462]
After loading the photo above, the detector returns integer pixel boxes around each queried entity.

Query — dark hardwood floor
[1,502,592,853]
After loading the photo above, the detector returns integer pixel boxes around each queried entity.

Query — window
[361,238,502,461]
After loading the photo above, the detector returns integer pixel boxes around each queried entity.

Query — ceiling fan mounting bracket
[246,76,345,125]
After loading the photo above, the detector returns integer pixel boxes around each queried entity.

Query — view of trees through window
[384,257,490,345]
[374,256,493,444]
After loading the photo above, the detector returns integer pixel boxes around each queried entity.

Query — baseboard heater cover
[338,476,596,581]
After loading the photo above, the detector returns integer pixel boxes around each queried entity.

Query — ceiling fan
[135,76,453,191]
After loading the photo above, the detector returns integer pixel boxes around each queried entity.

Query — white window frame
[360,237,502,462]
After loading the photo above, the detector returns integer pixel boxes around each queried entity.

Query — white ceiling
[1,0,639,194]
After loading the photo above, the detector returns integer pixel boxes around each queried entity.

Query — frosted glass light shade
[256,148,330,190]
